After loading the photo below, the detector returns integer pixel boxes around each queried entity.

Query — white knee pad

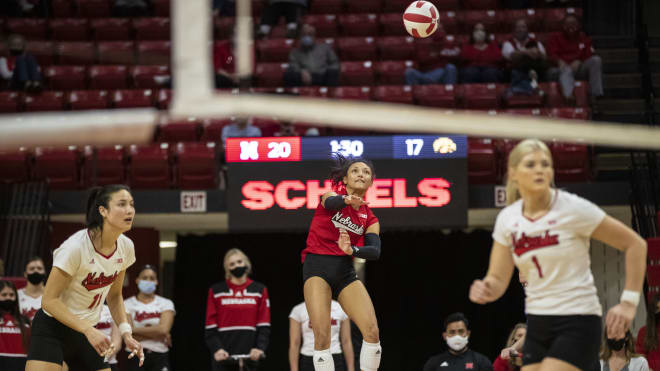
[360,341,382,371]
[313,349,335,371]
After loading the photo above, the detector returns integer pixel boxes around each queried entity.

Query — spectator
[493,323,526,371]
[256,0,307,39]
[636,293,660,370]
[546,15,603,103]
[283,24,340,87]
[0,35,42,92]
[304,127,320,136]
[213,0,235,17]
[273,121,300,137]
[113,0,151,17]
[423,312,493,371]
[17,257,46,322]
[124,265,175,371]
[460,23,503,83]
[205,248,270,371]
[0,280,31,371]
[405,30,459,85]
[288,300,354,371]
[221,117,262,147]
[214,28,255,89]
[502,19,547,96]
[96,304,122,371]
[600,330,648,371]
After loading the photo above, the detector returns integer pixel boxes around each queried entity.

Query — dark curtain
[172,230,526,371]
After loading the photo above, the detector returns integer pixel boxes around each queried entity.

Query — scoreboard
[226,135,468,232]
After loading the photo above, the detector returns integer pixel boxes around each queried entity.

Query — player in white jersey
[26,184,144,371]
[96,305,122,371]
[469,139,647,371]
[18,256,46,321]
[124,265,175,371]
[289,300,354,371]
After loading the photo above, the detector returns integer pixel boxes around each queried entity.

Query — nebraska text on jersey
[82,271,119,291]
[513,231,560,256]
[331,212,365,235]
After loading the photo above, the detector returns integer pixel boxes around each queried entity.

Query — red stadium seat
[51,0,75,17]
[340,61,375,86]
[346,0,382,13]
[468,137,498,184]
[462,0,499,9]
[156,89,172,109]
[547,107,591,120]
[45,65,87,90]
[152,0,170,16]
[7,19,48,40]
[461,83,502,110]
[288,86,330,97]
[541,8,582,32]
[378,13,409,36]
[501,108,546,117]
[200,119,232,142]
[257,39,296,63]
[500,9,542,32]
[339,14,379,37]
[505,91,544,108]
[648,238,660,265]
[437,11,460,34]
[137,41,171,65]
[56,42,95,65]
[83,145,126,186]
[88,65,130,89]
[24,91,67,112]
[461,10,501,33]
[331,86,372,101]
[375,60,415,84]
[76,0,112,18]
[303,15,339,38]
[113,89,155,108]
[0,149,32,183]
[176,142,219,190]
[128,144,171,189]
[377,36,415,60]
[337,37,377,61]
[542,81,589,108]
[97,41,135,65]
[413,84,458,108]
[372,85,413,105]
[90,18,132,41]
[68,90,110,110]
[308,0,343,14]
[214,17,234,40]
[133,18,171,40]
[414,34,463,70]
[549,141,590,182]
[49,19,90,41]
[0,92,23,113]
[131,65,170,89]
[34,146,81,189]
[649,266,660,287]
[158,118,202,142]
[255,63,288,87]
[25,41,55,66]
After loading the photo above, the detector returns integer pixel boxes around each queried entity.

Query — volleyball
[402,1,440,38]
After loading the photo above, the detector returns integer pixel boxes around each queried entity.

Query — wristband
[118,322,132,336]
[620,290,640,307]
[351,246,360,255]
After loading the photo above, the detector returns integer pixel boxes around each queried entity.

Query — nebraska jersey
[124,295,175,353]
[303,191,379,262]
[17,289,41,321]
[289,300,348,356]
[0,313,29,357]
[45,229,136,325]
[493,190,606,316]
[96,305,117,364]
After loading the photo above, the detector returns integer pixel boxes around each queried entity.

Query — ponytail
[505,176,521,206]
[85,184,131,231]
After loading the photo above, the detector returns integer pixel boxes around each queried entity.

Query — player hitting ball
[26,185,144,371]
[469,139,647,371]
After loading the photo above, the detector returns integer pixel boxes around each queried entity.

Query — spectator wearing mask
[221,117,262,147]
[423,312,493,371]
[113,0,151,17]
[257,0,307,39]
[600,330,648,371]
[205,248,271,371]
[96,304,122,371]
[493,323,526,371]
[17,257,46,322]
[502,19,547,96]
[405,29,459,85]
[636,293,660,370]
[283,24,340,87]
[124,265,175,371]
[546,15,603,103]
[0,35,42,92]
[460,23,503,83]
[0,280,31,371]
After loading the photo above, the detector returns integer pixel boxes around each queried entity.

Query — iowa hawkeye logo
[331,212,364,235]
[82,271,119,291]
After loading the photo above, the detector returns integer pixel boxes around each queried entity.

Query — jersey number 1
[88,294,102,309]
[532,256,544,278]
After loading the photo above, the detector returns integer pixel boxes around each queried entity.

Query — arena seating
[83,145,126,186]
[33,146,81,189]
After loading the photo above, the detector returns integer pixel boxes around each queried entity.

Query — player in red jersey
[302,154,382,371]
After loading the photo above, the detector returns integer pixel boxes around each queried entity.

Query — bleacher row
[646,237,660,301]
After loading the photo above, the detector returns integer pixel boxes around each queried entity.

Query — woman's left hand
[606,302,636,339]
[337,229,352,255]
[249,348,264,361]
[124,334,145,366]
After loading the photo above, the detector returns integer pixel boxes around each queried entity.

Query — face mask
[446,335,469,351]
[0,300,15,311]
[300,36,315,48]
[230,266,248,278]
[9,49,23,56]
[27,272,46,285]
[473,30,486,43]
[137,280,157,294]
[607,338,625,351]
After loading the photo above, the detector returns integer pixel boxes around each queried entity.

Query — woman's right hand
[344,194,368,208]
[214,348,229,362]
[469,278,497,304]
[83,326,112,357]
